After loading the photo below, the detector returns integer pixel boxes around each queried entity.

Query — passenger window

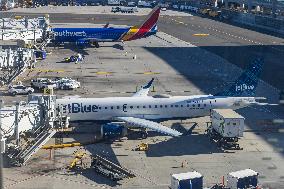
[193,104,195,107]
[171,105,174,107]
[160,105,163,108]
[181,105,183,107]
[105,107,108,109]
[130,106,133,109]
[198,104,200,107]
[111,106,114,109]
[143,106,146,108]
[137,106,140,108]
[204,104,206,107]
[117,106,120,109]
[165,105,168,108]
[187,104,189,107]
[175,105,178,107]
[149,105,151,108]
[155,105,158,108]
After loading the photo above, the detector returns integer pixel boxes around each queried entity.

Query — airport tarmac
[1,6,283,91]
[1,6,284,189]
[5,6,192,16]
[2,29,284,189]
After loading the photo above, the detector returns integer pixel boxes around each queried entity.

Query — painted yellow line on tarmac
[30,69,65,73]
[178,21,184,24]
[192,34,210,36]
[96,71,113,75]
[137,72,160,75]
[72,17,87,20]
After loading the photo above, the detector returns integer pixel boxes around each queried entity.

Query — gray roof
[213,109,244,119]
[229,169,258,178]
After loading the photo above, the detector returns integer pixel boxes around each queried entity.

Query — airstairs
[92,154,136,179]
[2,95,59,166]
[12,129,56,166]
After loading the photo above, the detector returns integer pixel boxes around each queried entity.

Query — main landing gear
[140,129,148,139]
[90,41,100,48]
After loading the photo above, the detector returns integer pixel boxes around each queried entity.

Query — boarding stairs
[0,63,25,86]
[92,154,136,178]
[12,129,56,165]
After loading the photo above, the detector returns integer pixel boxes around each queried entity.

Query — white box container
[171,171,203,189]
[211,109,245,138]
[227,169,258,189]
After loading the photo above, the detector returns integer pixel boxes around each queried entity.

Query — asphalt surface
[2,32,284,188]
[1,8,284,189]
[1,11,283,92]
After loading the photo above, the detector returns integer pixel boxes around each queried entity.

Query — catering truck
[207,109,245,149]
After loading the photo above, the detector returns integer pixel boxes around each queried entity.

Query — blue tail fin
[216,57,264,97]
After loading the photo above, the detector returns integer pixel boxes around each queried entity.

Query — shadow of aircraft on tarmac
[143,44,284,157]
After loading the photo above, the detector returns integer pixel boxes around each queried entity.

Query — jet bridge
[0,16,50,30]
[0,47,36,86]
[1,29,45,43]
[0,15,53,86]
[0,15,53,48]
[0,94,68,166]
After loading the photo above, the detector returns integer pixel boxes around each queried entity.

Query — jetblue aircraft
[51,6,161,48]
[56,58,271,137]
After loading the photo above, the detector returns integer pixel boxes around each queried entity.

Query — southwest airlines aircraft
[56,58,269,137]
[52,6,161,48]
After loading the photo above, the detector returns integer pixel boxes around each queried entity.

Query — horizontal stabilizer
[252,102,278,106]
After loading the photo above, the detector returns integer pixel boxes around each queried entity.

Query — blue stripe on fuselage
[52,27,130,43]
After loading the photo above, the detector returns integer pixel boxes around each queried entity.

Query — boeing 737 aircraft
[51,6,161,48]
[56,58,270,137]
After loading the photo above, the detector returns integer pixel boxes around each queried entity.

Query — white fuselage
[56,95,255,121]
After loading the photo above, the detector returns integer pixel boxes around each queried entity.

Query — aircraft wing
[115,116,182,137]
[132,78,154,97]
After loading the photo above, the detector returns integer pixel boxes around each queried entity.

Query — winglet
[143,78,154,89]
[103,22,109,28]
[132,78,154,97]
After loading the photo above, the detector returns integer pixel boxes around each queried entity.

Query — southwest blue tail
[216,57,264,97]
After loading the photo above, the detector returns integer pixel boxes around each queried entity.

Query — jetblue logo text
[63,103,99,113]
[235,84,255,92]
[62,103,128,113]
